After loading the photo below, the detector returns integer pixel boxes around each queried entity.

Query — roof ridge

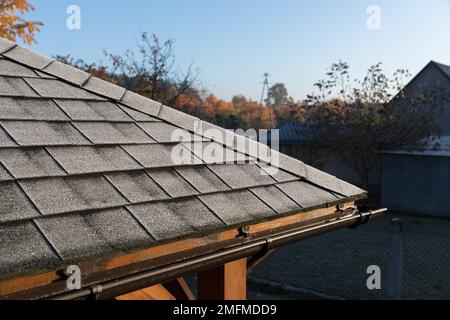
[0,37,365,196]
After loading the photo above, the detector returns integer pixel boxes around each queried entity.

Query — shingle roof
[0,37,366,280]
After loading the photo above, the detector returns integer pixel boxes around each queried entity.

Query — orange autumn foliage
[0,0,43,44]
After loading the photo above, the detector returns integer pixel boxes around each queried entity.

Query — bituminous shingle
[105,171,168,203]
[0,181,40,223]
[158,105,199,132]
[196,120,235,149]
[73,122,154,144]
[257,163,299,183]
[24,78,103,100]
[55,100,133,122]
[0,163,12,181]
[83,77,126,100]
[137,122,202,143]
[35,208,153,260]
[43,60,91,86]
[0,97,69,121]
[119,104,161,122]
[0,148,65,179]
[304,165,342,195]
[208,163,275,189]
[0,77,39,97]
[338,179,366,197]
[276,151,307,178]
[175,166,230,193]
[122,144,200,168]
[199,190,276,225]
[128,198,224,240]
[147,168,198,198]
[250,185,300,214]
[276,181,340,208]
[19,175,128,215]
[0,38,16,54]
[3,45,53,69]
[46,145,142,174]
[1,121,90,146]
[0,59,38,77]
[183,141,251,165]
[0,221,60,276]
[0,125,16,147]
[120,90,161,116]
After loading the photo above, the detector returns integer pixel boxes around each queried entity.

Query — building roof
[383,136,450,157]
[0,37,365,281]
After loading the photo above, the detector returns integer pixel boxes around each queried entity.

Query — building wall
[381,153,450,217]
[400,63,450,135]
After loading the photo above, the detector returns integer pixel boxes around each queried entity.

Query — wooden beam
[115,284,175,300]
[162,278,195,300]
[197,259,247,300]
[0,202,355,298]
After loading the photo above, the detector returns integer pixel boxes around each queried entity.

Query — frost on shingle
[19,175,128,215]
[47,146,142,174]
[83,77,126,100]
[183,141,251,165]
[43,60,91,86]
[1,121,90,146]
[257,163,299,183]
[196,121,235,148]
[120,90,161,116]
[0,38,16,54]
[208,163,275,189]
[147,168,199,198]
[250,185,300,214]
[123,144,201,168]
[277,181,340,208]
[0,163,12,182]
[55,100,132,122]
[199,190,276,225]
[0,125,16,147]
[158,105,199,132]
[338,179,367,197]
[119,104,161,122]
[0,98,69,121]
[73,122,154,145]
[304,165,342,195]
[175,166,230,193]
[137,122,202,143]
[0,148,66,179]
[3,45,53,69]
[35,208,153,260]
[128,198,224,240]
[0,59,38,77]
[105,171,168,203]
[0,182,40,223]
[24,78,103,100]
[0,77,39,97]
[0,221,60,276]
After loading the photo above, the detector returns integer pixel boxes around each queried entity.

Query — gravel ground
[250,213,450,300]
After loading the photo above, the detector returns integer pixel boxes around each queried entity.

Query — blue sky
[23,0,450,101]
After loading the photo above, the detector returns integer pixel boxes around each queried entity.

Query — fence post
[388,218,404,299]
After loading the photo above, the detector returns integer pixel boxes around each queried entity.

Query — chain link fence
[250,213,450,300]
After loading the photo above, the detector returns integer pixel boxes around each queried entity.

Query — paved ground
[249,213,450,300]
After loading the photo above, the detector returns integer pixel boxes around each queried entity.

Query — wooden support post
[162,277,195,300]
[197,259,247,300]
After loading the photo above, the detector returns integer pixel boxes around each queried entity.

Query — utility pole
[260,73,270,105]
[260,73,274,129]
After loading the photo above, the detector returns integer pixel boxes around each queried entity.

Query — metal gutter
[46,208,387,300]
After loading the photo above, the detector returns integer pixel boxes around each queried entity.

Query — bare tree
[105,32,201,106]
[304,62,446,189]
